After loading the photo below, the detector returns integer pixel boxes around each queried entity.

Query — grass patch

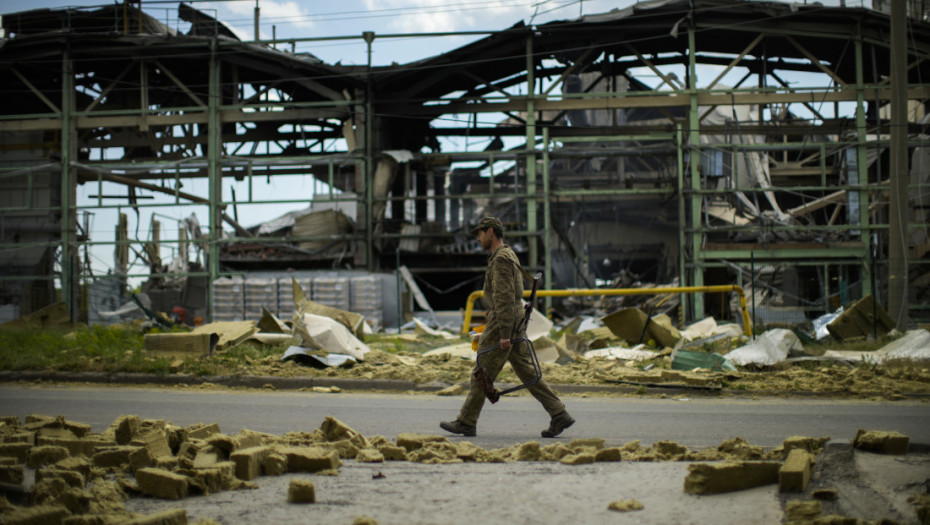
[0,325,150,372]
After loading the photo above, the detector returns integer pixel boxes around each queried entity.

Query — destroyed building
[0,0,928,330]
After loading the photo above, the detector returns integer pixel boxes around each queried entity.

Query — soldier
[440,216,575,438]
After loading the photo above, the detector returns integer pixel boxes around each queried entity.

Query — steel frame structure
[1,0,928,326]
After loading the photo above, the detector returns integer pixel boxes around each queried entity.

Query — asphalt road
[2,384,928,449]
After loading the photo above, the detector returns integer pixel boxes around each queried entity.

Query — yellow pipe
[462,285,753,337]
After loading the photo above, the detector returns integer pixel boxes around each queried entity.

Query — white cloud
[361,0,525,33]
[202,0,316,34]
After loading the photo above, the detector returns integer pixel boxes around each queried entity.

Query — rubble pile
[0,414,922,524]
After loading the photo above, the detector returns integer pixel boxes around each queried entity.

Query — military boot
[541,411,575,438]
[440,419,476,437]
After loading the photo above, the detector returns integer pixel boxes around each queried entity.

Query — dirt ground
[121,444,930,525]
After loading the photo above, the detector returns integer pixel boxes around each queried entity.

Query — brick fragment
[396,433,449,452]
[569,438,605,450]
[779,449,815,492]
[683,461,781,494]
[0,443,32,462]
[132,429,172,458]
[281,447,341,473]
[355,448,384,463]
[135,468,189,500]
[129,446,154,473]
[287,479,316,503]
[187,423,221,440]
[0,504,69,525]
[262,452,287,476]
[121,508,188,525]
[1,432,35,445]
[62,514,116,525]
[594,447,623,462]
[113,415,142,445]
[236,430,265,449]
[377,444,407,461]
[192,450,219,469]
[93,446,142,468]
[853,429,909,455]
[785,500,822,522]
[35,467,85,488]
[559,452,596,465]
[59,487,94,514]
[205,434,238,459]
[26,445,70,468]
[36,437,111,457]
[54,456,92,480]
[229,446,273,481]
[0,464,25,484]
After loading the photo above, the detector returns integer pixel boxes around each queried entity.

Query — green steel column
[364,32,375,271]
[676,123,686,308]
[207,40,221,320]
[525,34,538,270]
[854,36,872,297]
[542,127,552,312]
[61,51,76,321]
[688,25,705,320]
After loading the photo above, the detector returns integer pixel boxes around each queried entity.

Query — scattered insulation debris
[0,413,924,524]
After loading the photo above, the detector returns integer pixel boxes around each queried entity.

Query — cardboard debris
[246,333,297,346]
[257,307,291,334]
[812,307,843,340]
[413,318,456,340]
[144,332,219,358]
[583,347,659,361]
[281,346,357,369]
[725,329,803,367]
[191,321,257,352]
[601,308,679,348]
[293,278,365,338]
[678,317,718,341]
[292,313,370,360]
[525,308,554,341]
[822,329,930,364]
[827,294,896,341]
[422,343,474,359]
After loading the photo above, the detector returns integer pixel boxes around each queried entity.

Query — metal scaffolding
[1,0,928,328]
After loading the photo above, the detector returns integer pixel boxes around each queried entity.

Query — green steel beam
[207,41,222,321]
[543,126,552,313]
[526,34,538,273]
[688,25,704,319]
[60,52,76,322]
[698,247,866,259]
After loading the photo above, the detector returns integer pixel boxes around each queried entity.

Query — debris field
[0,413,927,525]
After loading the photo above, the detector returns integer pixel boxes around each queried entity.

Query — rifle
[472,272,543,404]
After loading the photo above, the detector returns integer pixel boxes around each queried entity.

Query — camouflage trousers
[457,337,565,427]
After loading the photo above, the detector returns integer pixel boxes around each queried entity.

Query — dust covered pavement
[1,414,928,525]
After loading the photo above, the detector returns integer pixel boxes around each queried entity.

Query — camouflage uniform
[456,243,566,427]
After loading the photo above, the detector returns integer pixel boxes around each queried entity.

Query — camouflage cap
[469,216,503,235]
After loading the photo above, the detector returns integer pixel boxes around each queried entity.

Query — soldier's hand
[499,339,511,350]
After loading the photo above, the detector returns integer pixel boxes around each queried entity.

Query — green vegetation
[0,325,167,374]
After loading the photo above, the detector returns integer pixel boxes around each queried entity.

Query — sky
[2,0,637,65]
[1,0,866,283]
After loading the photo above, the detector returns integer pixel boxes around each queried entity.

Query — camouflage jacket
[482,244,525,341]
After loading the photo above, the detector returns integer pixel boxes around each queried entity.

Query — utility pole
[254,0,260,42]
[888,0,909,329]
